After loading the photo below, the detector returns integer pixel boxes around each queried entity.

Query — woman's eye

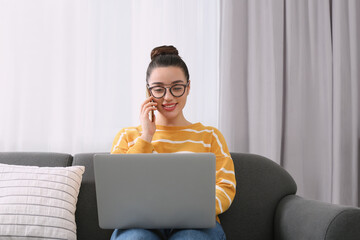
[153,88,164,93]
[173,87,183,91]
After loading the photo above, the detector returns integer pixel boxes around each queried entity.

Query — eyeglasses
[147,82,189,99]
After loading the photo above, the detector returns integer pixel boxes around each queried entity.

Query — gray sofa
[1,152,359,240]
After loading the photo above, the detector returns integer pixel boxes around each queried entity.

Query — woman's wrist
[140,134,153,143]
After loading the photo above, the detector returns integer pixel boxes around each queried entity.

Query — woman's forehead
[148,67,186,85]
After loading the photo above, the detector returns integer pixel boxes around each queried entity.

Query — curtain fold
[282,0,334,204]
[220,0,359,207]
[219,0,284,163]
[331,0,360,206]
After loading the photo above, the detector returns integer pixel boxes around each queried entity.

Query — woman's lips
[162,103,177,111]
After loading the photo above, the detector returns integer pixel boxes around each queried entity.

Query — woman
[110,45,236,240]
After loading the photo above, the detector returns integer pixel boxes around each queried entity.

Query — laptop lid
[93,153,216,229]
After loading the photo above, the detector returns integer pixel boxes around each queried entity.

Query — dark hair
[146,45,190,83]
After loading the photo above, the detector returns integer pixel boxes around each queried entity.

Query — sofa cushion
[0,163,84,240]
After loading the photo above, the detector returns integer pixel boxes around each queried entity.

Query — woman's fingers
[140,97,157,142]
[140,99,157,123]
[145,102,157,111]
[141,97,156,113]
[142,101,157,115]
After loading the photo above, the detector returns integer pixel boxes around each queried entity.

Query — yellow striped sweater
[111,122,236,223]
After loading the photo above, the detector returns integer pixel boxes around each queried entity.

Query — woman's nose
[163,88,174,101]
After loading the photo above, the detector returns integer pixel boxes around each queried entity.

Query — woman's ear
[186,80,191,95]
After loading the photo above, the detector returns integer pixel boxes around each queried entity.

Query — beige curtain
[219,0,360,207]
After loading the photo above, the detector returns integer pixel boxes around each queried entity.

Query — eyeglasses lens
[151,85,186,98]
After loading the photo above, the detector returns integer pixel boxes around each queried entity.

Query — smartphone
[146,88,155,122]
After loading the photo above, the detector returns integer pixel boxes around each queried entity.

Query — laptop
[93,153,216,229]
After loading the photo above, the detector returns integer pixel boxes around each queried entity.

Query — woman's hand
[140,96,157,143]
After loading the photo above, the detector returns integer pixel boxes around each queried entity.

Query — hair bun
[151,45,179,60]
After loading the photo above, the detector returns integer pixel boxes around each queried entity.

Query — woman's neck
[155,113,191,127]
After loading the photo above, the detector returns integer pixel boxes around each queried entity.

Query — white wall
[0,0,219,154]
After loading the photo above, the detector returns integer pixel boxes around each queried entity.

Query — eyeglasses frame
[146,82,189,99]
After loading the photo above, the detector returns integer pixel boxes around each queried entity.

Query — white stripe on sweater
[216,186,232,205]
[217,168,235,175]
[155,128,213,133]
[180,129,214,133]
[216,196,223,213]
[151,139,211,148]
[211,130,230,158]
[112,131,127,152]
[220,179,236,189]
[112,128,140,152]
[128,137,140,147]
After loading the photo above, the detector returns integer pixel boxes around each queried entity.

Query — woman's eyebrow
[151,80,185,85]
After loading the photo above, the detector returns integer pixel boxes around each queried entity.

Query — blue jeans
[110,222,226,240]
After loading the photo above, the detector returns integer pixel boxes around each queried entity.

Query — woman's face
[147,66,190,121]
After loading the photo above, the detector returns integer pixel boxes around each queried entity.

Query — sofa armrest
[274,195,360,240]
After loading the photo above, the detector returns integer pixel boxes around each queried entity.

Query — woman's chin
[158,110,181,121]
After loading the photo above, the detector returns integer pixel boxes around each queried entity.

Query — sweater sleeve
[210,127,236,216]
[111,128,154,154]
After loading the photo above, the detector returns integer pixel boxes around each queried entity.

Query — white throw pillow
[0,163,85,240]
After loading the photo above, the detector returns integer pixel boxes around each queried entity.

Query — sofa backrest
[73,153,113,240]
[0,152,72,167]
[219,153,297,240]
